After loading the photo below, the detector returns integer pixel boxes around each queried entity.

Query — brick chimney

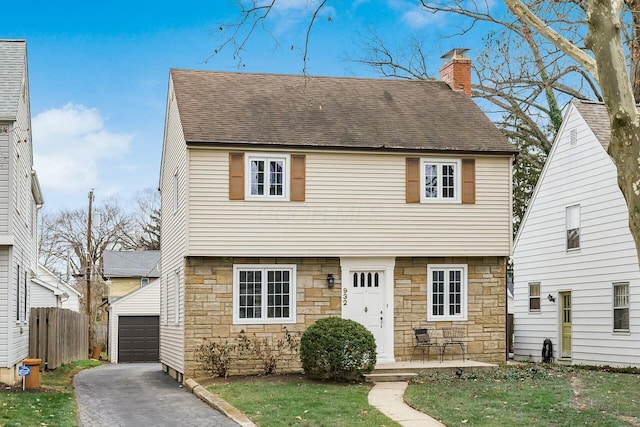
[439,48,472,96]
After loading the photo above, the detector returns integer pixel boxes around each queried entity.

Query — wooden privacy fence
[30,307,88,370]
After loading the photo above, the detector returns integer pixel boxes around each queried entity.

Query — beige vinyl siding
[0,247,9,365]
[187,149,512,257]
[513,104,640,367]
[109,280,160,363]
[0,128,9,234]
[159,79,187,375]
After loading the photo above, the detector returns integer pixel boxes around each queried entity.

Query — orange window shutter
[462,158,476,204]
[290,155,306,201]
[229,153,244,200]
[406,157,420,203]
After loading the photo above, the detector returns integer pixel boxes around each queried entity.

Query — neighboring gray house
[513,100,640,367]
[103,250,161,298]
[0,39,44,385]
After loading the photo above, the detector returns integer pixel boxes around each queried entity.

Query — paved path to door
[74,363,238,427]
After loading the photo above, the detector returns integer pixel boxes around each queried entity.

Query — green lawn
[208,365,640,427]
[404,365,640,427]
[0,360,101,427]
[207,378,400,427]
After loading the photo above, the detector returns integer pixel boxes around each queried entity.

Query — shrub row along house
[158,49,516,381]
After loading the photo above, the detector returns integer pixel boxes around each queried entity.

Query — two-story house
[159,50,516,381]
[513,100,640,367]
[0,39,44,385]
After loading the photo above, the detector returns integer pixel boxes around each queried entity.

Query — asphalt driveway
[74,363,238,427]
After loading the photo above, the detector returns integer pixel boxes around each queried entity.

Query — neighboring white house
[106,278,159,363]
[159,50,516,382]
[513,99,640,367]
[0,40,44,385]
[30,264,81,312]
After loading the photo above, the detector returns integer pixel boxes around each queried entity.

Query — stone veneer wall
[184,255,507,379]
[394,256,507,363]
[183,257,342,379]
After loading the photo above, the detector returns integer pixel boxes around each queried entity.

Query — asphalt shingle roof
[0,40,26,121]
[572,99,611,150]
[170,69,516,154]
[103,251,161,278]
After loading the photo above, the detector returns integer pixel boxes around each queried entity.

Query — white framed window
[173,270,180,325]
[566,205,580,250]
[233,264,296,324]
[140,277,149,287]
[172,169,179,213]
[15,264,21,321]
[162,275,168,325]
[420,159,461,203]
[613,282,629,332]
[427,264,467,321]
[245,154,290,200]
[529,282,541,312]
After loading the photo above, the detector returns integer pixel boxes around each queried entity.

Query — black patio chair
[441,327,466,361]
[412,328,441,362]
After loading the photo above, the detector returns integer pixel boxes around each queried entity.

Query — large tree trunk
[585,0,640,261]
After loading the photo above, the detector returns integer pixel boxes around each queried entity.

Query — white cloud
[385,0,442,29]
[33,103,133,191]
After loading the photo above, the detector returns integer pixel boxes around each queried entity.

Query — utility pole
[86,189,93,353]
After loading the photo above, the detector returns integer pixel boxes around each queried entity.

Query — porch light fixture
[547,294,556,303]
[327,274,335,289]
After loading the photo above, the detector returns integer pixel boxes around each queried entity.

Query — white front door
[341,258,395,363]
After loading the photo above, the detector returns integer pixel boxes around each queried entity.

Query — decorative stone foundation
[183,256,507,379]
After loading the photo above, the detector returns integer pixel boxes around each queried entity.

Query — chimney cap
[441,48,470,60]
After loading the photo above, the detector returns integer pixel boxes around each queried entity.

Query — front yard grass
[207,377,400,427]
[208,365,640,427]
[405,364,640,426]
[0,360,101,427]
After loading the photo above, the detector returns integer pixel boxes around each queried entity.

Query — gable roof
[103,250,161,278]
[170,69,516,154]
[572,99,610,149]
[0,39,27,121]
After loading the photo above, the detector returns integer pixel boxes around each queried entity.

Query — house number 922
[343,288,348,306]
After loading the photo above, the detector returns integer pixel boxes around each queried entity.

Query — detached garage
[107,279,160,363]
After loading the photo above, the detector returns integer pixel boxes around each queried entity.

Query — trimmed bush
[300,317,376,381]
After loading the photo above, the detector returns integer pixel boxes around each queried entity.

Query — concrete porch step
[364,372,418,383]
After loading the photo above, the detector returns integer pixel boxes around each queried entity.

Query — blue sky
[4,0,488,212]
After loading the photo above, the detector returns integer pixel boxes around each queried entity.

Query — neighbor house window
[420,159,461,203]
[427,265,467,321]
[566,205,580,250]
[16,264,20,321]
[172,169,178,213]
[233,265,296,324]
[613,282,629,332]
[162,275,168,325]
[529,282,541,312]
[245,154,289,200]
[140,277,149,287]
[173,271,180,325]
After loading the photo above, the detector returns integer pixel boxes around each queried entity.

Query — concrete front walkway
[368,382,445,427]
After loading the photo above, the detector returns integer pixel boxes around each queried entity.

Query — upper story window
[420,159,461,203]
[427,264,467,321]
[246,154,289,200]
[529,282,541,312]
[140,277,150,287]
[613,282,629,332]
[566,205,580,251]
